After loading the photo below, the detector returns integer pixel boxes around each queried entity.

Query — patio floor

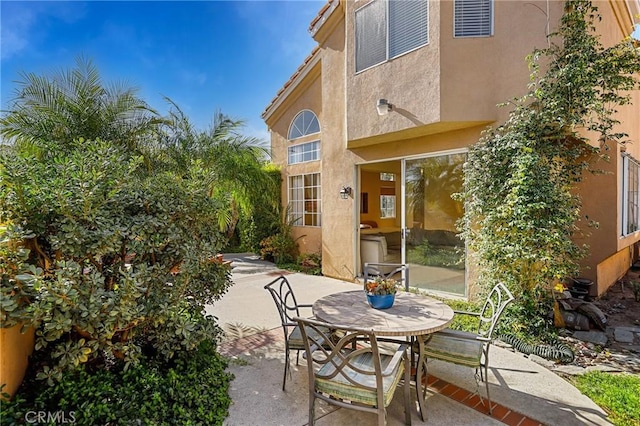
[208,254,613,426]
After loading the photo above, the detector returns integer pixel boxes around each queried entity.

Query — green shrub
[233,165,282,253]
[438,298,482,332]
[1,340,233,426]
[0,138,232,379]
[408,241,465,270]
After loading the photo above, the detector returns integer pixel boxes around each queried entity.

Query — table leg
[414,335,429,421]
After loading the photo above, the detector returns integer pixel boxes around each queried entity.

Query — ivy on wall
[457,0,640,312]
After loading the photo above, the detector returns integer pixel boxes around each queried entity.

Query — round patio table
[313,290,454,421]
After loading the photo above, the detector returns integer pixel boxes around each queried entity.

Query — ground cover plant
[572,371,640,426]
[1,340,232,426]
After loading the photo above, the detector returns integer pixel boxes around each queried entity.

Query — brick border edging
[219,329,545,426]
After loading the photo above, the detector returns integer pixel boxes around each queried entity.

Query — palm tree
[1,56,277,247]
[0,55,162,156]
[157,103,278,242]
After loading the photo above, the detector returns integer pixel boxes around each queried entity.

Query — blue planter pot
[366,293,395,309]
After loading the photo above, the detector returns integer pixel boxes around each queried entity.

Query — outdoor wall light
[376,98,393,116]
[339,186,352,199]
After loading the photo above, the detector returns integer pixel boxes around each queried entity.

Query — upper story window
[454,0,493,37]
[289,140,320,164]
[288,110,321,164]
[355,0,429,73]
[288,110,320,140]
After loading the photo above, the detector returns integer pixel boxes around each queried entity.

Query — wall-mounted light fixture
[339,186,352,199]
[376,98,393,116]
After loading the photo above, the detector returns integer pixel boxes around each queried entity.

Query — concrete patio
[207,254,613,426]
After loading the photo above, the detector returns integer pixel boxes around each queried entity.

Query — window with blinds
[454,0,493,38]
[355,0,429,73]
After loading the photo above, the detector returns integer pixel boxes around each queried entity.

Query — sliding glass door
[404,153,466,296]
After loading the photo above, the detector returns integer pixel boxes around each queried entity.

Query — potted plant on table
[364,277,399,309]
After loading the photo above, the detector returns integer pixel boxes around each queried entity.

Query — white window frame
[288,140,320,165]
[289,173,322,227]
[454,0,494,38]
[380,172,395,181]
[288,110,320,140]
[380,194,396,219]
[622,154,640,236]
[355,0,429,73]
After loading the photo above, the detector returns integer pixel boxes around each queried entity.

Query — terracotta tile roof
[309,0,338,34]
[262,0,339,120]
[261,46,321,119]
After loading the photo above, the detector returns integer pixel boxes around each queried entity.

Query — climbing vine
[458,0,640,332]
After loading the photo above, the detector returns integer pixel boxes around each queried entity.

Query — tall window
[622,154,640,236]
[288,110,321,164]
[355,0,429,72]
[289,173,322,227]
[454,0,493,37]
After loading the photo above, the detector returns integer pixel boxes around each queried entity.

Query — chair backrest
[477,282,515,339]
[364,262,409,291]
[293,317,387,399]
[264,275,302,328]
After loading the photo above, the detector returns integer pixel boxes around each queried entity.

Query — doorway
[358,151,467,297]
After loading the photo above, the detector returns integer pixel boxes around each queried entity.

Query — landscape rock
[572,330,608,346]
[613,328,635,343]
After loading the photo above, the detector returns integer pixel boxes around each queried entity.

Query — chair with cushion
[421,282,515,414]
[294,317,412,426]
[264,275,330,391]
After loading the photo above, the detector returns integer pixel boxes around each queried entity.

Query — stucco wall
[264,0,640,287]
[344,0,442,142]
[440,0,564,123]
[317,15,361,280]
[577,2,640,294]
[0,325,35,400]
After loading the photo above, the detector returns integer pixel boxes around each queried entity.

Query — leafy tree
[153,102,279,245]
[458,0,640,334]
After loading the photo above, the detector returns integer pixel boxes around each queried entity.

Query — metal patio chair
[364,262,410,291]
[294,317,412,426]
[264,275,330,391]
[421,282,515,414]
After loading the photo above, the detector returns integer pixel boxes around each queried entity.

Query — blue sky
[1,0,325,141]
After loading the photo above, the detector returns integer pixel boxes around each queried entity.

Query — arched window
[288,110,320,140]
[288,110,320,165]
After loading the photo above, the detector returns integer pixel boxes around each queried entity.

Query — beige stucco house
[262,0,640,299]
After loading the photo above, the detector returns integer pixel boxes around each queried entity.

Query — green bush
[0,138,232,379]
[278,253,322,276]
[408,241,465,270]
[233,165,282,253]
[1,340,233,426]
